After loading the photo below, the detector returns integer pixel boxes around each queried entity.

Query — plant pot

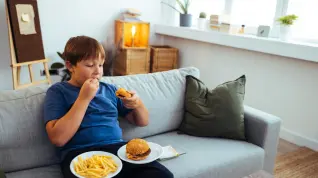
[197,18,207,30]
[180,14,192,27]
[280,25,291,41]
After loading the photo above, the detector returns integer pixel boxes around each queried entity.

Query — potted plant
[277,14,298,41]
[162,0,193,27]
[197,12,207,30]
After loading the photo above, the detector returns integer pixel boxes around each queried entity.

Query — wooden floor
[245,139,301,178]
[276,138,300,156]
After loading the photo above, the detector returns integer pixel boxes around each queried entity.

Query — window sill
[154,24,318,63]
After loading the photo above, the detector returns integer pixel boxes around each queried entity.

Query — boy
[43,36,173,178]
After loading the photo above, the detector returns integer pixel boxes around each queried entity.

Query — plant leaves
[184,0,188,14]
[277,14,298,25]
[176,0,186,14]
[161,1,183,14]
[184,0,192,14]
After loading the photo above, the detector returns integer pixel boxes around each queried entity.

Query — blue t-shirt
[43,81,132,159]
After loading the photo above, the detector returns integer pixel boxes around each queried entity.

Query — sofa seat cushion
[144,132,264,178]
[5,165,63,178]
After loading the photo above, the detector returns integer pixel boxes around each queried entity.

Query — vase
[280,25,291,41]
[180,14,192,27]
[197,18,207,30]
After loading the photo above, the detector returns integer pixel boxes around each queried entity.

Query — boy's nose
[93,66,100,72]
[92,71,100,75]
[92,68,101,76]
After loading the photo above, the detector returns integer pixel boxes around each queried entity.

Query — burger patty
[134,148,151,157]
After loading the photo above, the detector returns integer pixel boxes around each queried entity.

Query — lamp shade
[115,20,150,49]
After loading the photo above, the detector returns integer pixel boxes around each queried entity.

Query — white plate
[70,151,122,178]
[117,142,163,164]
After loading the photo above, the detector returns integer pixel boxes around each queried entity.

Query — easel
[5,0,51,90]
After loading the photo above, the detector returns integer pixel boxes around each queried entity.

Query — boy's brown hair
[61,35,105,65]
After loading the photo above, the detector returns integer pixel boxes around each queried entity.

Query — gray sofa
[0,67,281,178]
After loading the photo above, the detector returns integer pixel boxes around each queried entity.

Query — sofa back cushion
[0,86,60,172]
[100,67,199,140]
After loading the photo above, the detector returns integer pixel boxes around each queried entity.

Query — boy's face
[67,57,104,87]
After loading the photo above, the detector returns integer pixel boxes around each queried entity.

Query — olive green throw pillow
[179,75,246,140]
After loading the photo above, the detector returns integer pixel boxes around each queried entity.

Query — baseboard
[280,127,318,151]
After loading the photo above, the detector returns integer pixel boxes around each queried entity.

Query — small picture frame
[257,25,270,37]
[210,14,219,25]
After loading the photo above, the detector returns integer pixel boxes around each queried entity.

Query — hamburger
[115,88,132,98]
[126,138,151,161]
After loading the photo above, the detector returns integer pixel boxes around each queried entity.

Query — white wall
[0,0,165,90]
[0,2,12,90]
[162,35,318,150]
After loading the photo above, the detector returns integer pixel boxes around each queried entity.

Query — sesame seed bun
[126,138,151,161]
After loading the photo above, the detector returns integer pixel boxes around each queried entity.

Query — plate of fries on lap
[70,151,122,178]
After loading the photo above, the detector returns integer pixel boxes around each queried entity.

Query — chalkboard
[6,0,45,63]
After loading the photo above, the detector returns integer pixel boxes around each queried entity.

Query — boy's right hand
[78,78,99,102]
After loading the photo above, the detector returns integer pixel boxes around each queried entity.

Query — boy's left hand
[119,91,142,109]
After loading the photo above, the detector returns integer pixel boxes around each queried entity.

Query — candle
[131,25,136,47]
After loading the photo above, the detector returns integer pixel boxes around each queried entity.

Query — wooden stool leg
[11,59,52,90]
[12,66,18,90]
[28,64,34,83]
[43,62,51,84]
[17,66,21,85]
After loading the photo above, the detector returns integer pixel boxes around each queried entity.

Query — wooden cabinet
[113,48,150,76]
[150,46,178,72]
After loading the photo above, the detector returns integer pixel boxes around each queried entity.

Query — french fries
[73,155,118,178]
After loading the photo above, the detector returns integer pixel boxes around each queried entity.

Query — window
[188,0,278,34]
[286,0,318,42]
[188,0,277,27]
[168,0,318,43]
[189,0,226,18]
[230,0,278,27]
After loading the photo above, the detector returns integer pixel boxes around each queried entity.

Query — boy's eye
[99,65,103,67]
[86,65,93,67]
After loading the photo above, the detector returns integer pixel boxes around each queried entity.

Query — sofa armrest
[244,105,281,174]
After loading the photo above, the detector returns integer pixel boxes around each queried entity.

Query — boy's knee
[133,168,174,178]
[154,167,174,178]
[164,170,174,178]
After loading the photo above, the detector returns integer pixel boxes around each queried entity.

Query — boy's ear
[65,61,74,73]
